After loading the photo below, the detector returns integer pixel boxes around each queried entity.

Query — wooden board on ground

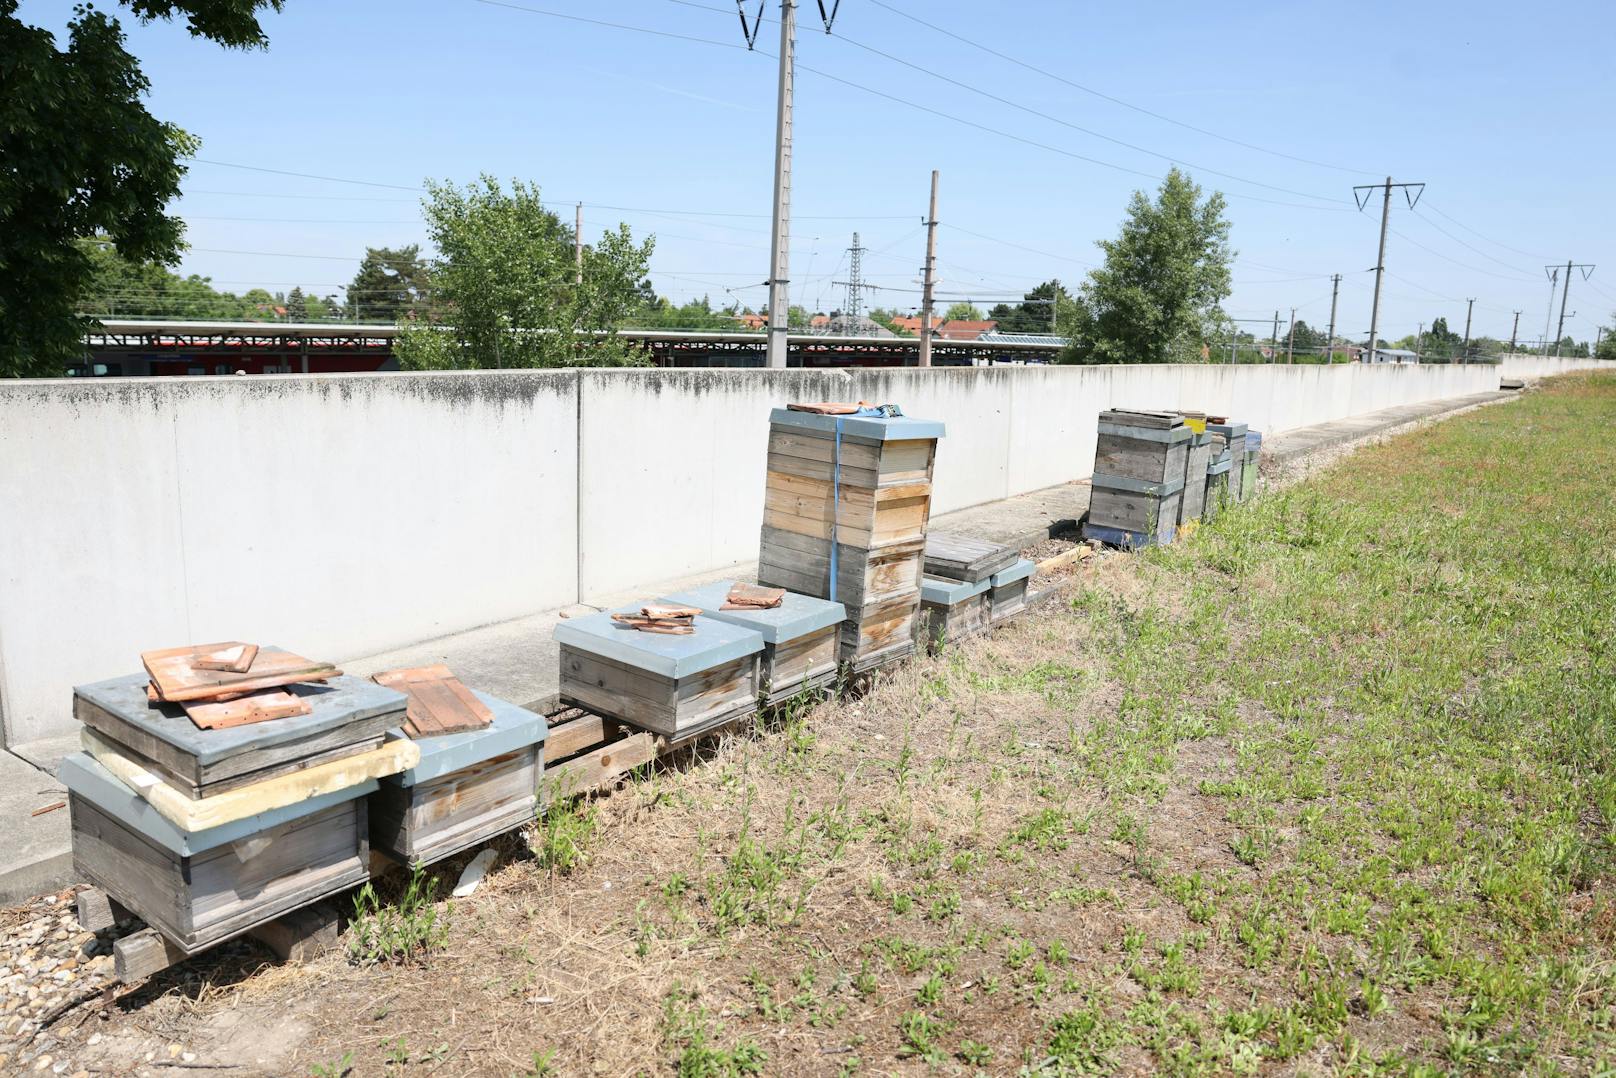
[373,664,495,737]
[142,643,340,703]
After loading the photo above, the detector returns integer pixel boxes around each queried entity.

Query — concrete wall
[1,358,1605,746]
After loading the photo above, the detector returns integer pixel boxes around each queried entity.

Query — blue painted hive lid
[1245,430,1263,449]
[768,408,945,443]
[658,581,845,645]
[388,689,547,787]
[59,751,376,856]
[1208,420,1249,439]
[553,607,764,679]
[72,671,408,768]
[920,575,991,605]
[990,558,1036,587]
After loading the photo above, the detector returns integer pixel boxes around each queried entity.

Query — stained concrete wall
[0,357,1605,746]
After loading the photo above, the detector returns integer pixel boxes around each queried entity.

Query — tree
[942,302,984,322]
[2,0,283,377]
[395,175,654,370]
[869,307,915,336]
[1059,168,1232,364]
[987,281,1071,334]
[286,286,307,322]
[634,293,742,331]
[1597,317,1616,360]
[347,245,429,322]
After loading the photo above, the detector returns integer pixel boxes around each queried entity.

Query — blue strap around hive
[829,416,842,600]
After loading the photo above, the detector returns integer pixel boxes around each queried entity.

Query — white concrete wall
[1,357,1606,745]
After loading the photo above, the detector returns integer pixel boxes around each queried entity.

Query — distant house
[735,312,767,330]
[935,319,998,341]
[887,315,922,335]
[1365,347,1420,364]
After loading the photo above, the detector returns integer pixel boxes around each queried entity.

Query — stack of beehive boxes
[1082,409,1192,548]
[757,408,946,672]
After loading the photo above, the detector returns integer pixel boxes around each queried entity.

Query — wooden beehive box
[1207,420,1249,503]
[73,673,406,799]
[1241,430,1263,501]
[987,558,1036,623]
[370,691,548,868]
[918,575,990,653]
[61,751,372,954]
[1082,410,1192,548]
[660,581,845,704]
[1178,428,1216,524]
[1203,434,1232,522]
[555,610,763,739]
[757,408,945,672]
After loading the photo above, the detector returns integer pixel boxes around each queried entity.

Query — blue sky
[21,0,1616,343]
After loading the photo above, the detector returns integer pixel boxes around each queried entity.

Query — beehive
[1178,427,1216,524]
[369,691,548,868]
[987,558,1036,623]
[1082,410,1191,548]
[1241,431,1263,501]
[62,752,373,953]
[918,575,991,653]
[1207,420,1249,503]
[1203,434,1232,522]
[757,409,945,672]
[555,609,763,740]
[660,581,845,704]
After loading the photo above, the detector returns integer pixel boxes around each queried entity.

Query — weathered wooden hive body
[370,691,548,868]
[1082,410,1192,548]
[660,581,845,704]
[1179,428,1216,524]
[555,610,763,739]
[1203,433,1232,521]
[918,575,991,652]
[987,558,1036,623]
[1241,430,1263,501]
[1208,421,1249,503]
[757,409,945,671]
[63,673,405,953]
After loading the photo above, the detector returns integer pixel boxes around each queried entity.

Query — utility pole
[1461,298,1474,364]
[1285,307,1297,363]
[1543,269,1559,355]
[1354,177,1425,363]
[1269,310,1279,363]
[1415,322,1424,360]
[574,202,583,286]
[919,168,939,368]
[1548,260,1596,357]
[1325,273,1341,363]
[1509,310,1520,352]
[764,0,798,368]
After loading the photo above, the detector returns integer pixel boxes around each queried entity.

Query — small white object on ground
[452,848,498,897]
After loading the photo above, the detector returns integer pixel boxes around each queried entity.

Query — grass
[70,373,1616,1075]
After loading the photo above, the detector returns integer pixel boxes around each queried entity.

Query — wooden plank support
[247,902,340,963]
[75,887,132,933]
[114,928,192,983]
[540,730,656,805]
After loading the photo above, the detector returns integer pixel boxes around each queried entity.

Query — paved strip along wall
[0,356,1603,746]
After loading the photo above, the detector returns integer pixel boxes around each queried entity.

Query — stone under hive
[659,581,845,704]
[987,558,1036,623]
[1082,409,1192,548]
[555,609,763,740]
[918,575,991,653]
[63,673,408,954]
[756,408,946,672]
[369,690,548,868]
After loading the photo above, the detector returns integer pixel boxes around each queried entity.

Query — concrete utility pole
[1543,268,1559,355]
[1269,310,1279,363]
[1462,298,1474,364]
[1548,260,1596,357]
[1325,273,1341,363]
[574,203,583,286]
[1509,310,1520,352]
[1285,307,1297,363]
[919,169,939,368]
[1354,178,1425,363]
[1415,322,1424,360]
[764,0,797,369]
